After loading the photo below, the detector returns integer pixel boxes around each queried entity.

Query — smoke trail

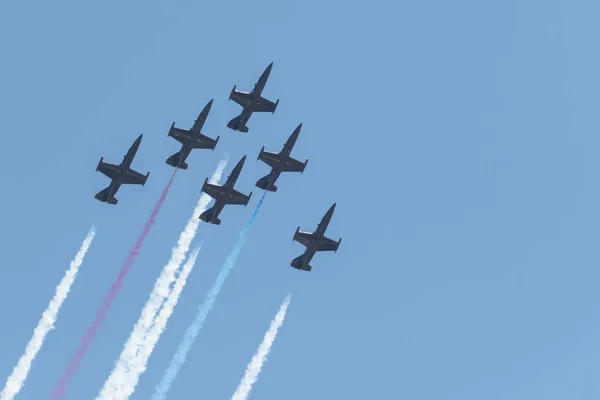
[152,190,267,400]
[96,160,227,400]
[0,227,97,400]
[120,245,201,399]
[231,293,292,400]
[50,175,175,400]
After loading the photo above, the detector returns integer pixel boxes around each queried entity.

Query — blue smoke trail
[152,191,267,400]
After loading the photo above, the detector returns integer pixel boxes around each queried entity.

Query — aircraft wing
[226,189,251,205]
[230,90,252,107]
[283,157,307,172]
[318,236,340,252]
[169,127,192,144]
[293,230,315,247]
[258,150,281,168]
[254,96,278,113]
[202,182,225,200]
[122,169,148,185]
[97,161,120,179]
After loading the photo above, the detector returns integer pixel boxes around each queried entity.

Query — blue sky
[1,0,600,399]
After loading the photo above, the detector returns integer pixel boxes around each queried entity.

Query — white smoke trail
[231,293,293,400]
[152,191,267,400]
[120,245,201,399]
[0,226,97,400]
[96,159,227,400]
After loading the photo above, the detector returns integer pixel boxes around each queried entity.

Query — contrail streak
[120,245,201,399]
[96,160,227,400]
[0,227,97,400]
[152,190,268,400]
[231,293,292,400]
[50,174,175,400]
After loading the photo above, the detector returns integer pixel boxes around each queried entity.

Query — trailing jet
[291,203,342,271]
[199,156,253,225]
[256,123,308,192]
[95,134,150,205]
[166,99,220,169]
[227,62,279,133]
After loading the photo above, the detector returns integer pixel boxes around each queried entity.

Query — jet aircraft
[256,123,308,192]
[95,134,150,205]
[291,203,342,271]
[199,156,253,225]
[227,62,279,133]
[166,99,220,169]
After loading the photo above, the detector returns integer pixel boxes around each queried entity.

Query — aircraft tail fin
[255,175,278,192]
[227,115,249,133]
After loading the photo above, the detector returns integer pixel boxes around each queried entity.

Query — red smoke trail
[50,174,175,400]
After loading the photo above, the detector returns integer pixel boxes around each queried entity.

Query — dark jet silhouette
[227,62,279,133]
[166,99,220,169]
[199,156,253,225]
[291,203,342,271]
[256,123,308,192]
[95,134,150,205]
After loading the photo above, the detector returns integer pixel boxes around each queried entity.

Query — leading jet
[256,123,308,192]
[227,62,279,133]
[291,203,342,271]
[199,156,253,225]
[95,134,150,205]
[166,99,220,169]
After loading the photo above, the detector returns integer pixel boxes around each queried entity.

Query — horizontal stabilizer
[199,208,221,225]
[290,255,312,271]
[94,189,118,205]
[166,153,188,169]
[227,115,249,133]
[255,175,278,192]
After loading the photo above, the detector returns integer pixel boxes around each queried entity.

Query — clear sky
[1,0,599,399]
